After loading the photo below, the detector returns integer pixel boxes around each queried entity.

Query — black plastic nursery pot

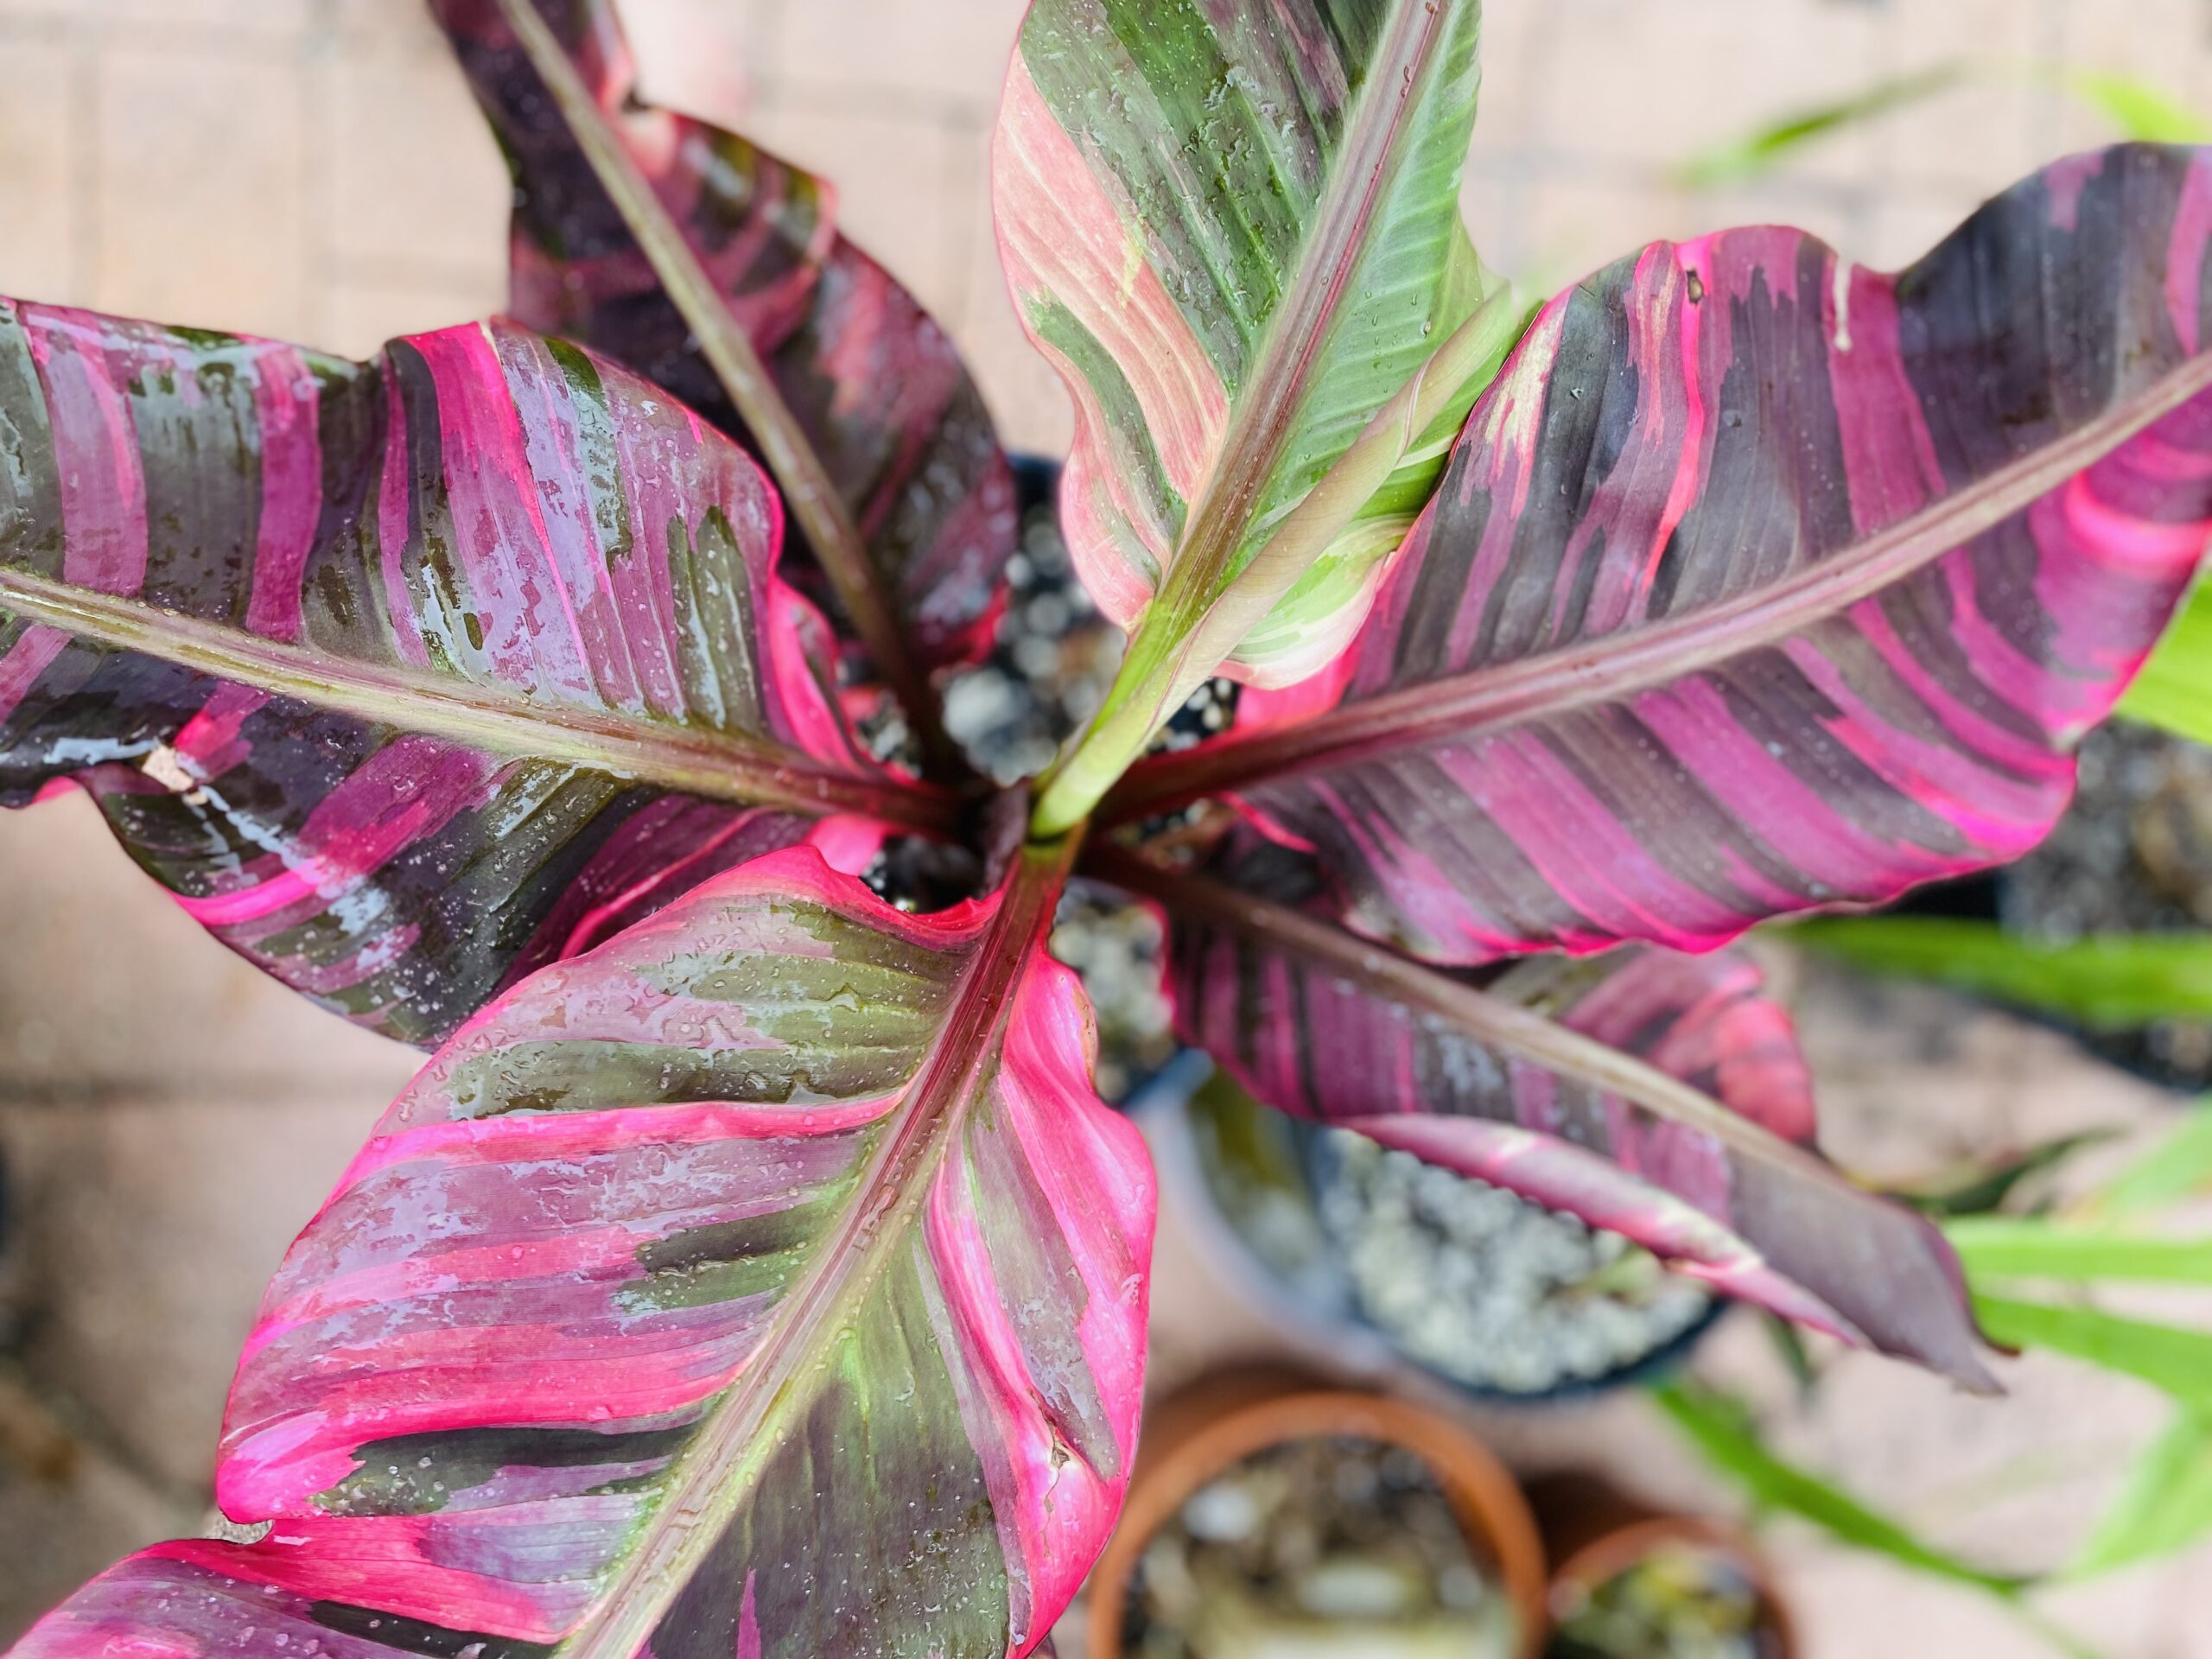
[1169,1065,1729,1409]
[1289,1117,1730,1407]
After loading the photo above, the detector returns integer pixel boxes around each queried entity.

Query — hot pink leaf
[1103,842,1993,1389]
[1107,147,2212,963]
[0,299,952,1044]
[16,841,1153,1659]
[434,0,1018,674]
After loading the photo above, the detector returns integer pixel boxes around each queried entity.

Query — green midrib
[1031,0,1471,834]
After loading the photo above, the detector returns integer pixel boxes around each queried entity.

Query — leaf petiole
[1030,294,1522,837]
[491,0,957,771]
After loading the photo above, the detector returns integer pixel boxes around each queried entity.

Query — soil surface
[1123,1434,1518,1659]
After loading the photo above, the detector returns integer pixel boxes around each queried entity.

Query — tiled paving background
[2,0,2211,1650]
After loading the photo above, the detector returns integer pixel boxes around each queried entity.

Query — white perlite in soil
[1317,1134,1714,1395]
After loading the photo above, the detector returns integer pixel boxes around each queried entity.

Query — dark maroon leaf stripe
[433,0,1018,673]
[1109,147,2212,964]
[0,298,928,1046]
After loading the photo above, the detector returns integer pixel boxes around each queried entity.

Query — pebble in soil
[1124,1434,1519,1659]
[1547,1545,1782,1659]
[1051,881,1177,1103]
[2000,724,2212,1087]
[1316,1134,1715,1396]
[925,473,1200,1102]
[941,486,1124,789]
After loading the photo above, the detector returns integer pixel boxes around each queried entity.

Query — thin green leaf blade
[2093,1111,2212,1221]
[1946,1221,2212,1286]
[1898,1134,2113,1219]
[2070,1412,2212,1577]
[2057,67,2212,144]
[1677,60,2212,191]
[1650,1381,2028,1594]
[1675,62,1968,188]
[1791,918,2212,1029]
[1974,1294,2212,1410]
[2120,577,2212,746]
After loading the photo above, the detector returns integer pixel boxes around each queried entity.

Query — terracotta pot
[1088,1370,1548,1658]
[1529,1474,1797,1657]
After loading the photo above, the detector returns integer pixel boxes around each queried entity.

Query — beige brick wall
[3,0,2212,1649]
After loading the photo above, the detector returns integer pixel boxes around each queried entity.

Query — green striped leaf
[995,0,1501,827]
[0,301,942,1046]
[1100,149,2212,958]
[434,0,1020,750]
[1112,841,1996,1387]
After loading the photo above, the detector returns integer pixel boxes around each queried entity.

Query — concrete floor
[2,0,2212,1650]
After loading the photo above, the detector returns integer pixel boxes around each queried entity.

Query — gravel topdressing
[1124,1434,1519,1659]
[1315,1134,1716,1397]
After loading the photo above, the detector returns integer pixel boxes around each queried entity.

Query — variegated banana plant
[7,0,2211,1654]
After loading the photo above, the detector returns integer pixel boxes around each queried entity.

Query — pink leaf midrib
[550,832,1080,1659]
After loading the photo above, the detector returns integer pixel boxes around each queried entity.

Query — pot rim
[1549,1514,1798,1657]
[1086,1371,1548,1659]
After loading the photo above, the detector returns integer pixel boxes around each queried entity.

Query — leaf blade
[2120,575,2212,746]
[1974,1294,2212,1410]
[15,841,1152,1659]
[1945,1220,2212,1285]
[1791,918,2212,1029]
[1101,844,1996,1387]
[1651,1380,2029,1595]
[434,0,1017,709]
[1108,148,2212,964]
[997,0,1491,814]
[2092,1110,2212,1220]
[0,301,942,1045]
[2069,1411,2212,1577]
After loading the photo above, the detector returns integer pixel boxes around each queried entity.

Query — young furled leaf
[1103,845,1993,1388]
[1107,147,2212,963]
[0,300,948,1045]
[998,0,1497,828]
[434,0,1018,695]
[14,842,1153,1659]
